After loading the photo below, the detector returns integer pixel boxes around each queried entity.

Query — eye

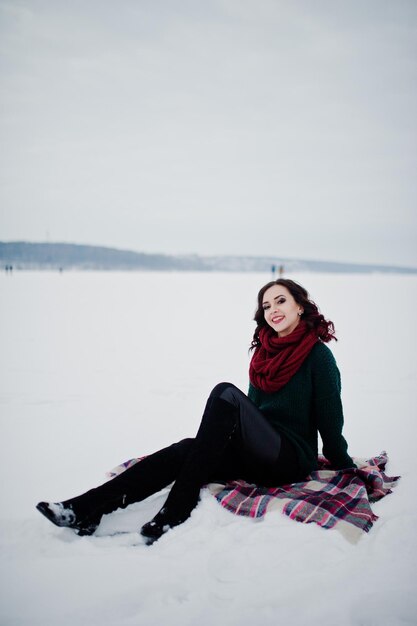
[262,304,270,311]
[277,298,286,304]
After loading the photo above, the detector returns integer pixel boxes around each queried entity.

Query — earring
[298,311,303,316]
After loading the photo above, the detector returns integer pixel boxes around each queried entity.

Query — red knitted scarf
[249,320,319,392]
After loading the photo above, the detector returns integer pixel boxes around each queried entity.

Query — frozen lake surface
[1,270,416,625]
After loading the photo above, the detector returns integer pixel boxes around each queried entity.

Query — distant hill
[0,241,205,271]
[1,241,416,274]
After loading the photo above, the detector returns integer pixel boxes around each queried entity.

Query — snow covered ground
[0,270,416,626]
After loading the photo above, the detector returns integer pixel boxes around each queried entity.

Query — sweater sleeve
[311,345,355,469]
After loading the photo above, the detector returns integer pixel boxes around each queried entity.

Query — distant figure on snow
[36,279,355,544]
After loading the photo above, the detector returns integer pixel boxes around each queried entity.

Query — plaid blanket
[107,451,400,542]
[208,451,400,542]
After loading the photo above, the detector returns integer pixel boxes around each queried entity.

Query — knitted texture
[249,320,318,392]
[248,342,354,475]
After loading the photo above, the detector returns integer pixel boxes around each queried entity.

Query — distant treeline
[0,242,204,271]
[1,241,416,274]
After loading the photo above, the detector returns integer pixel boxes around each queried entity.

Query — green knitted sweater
[248,342,354,476]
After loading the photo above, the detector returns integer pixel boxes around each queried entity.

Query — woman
[36,279,354,544]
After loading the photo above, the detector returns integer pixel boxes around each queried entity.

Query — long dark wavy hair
[250,278,337,350]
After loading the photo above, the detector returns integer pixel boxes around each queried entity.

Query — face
[262,285,303,337]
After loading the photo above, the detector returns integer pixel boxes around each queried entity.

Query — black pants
[64,383,301,526]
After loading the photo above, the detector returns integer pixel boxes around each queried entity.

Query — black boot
[36,501,100,536]
[140,509,172,545]
[140,497,199,545]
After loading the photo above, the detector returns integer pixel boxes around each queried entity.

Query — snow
[0,270,416,626]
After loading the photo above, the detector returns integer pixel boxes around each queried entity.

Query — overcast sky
[0,0,416,266]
